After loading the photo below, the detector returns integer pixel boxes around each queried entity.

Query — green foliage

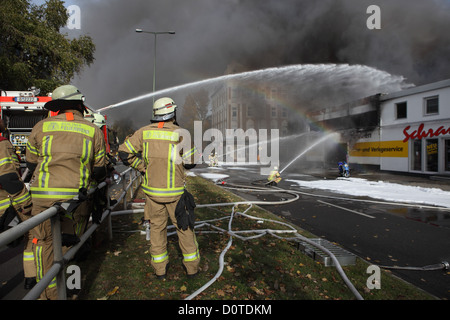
[0,0,95,94]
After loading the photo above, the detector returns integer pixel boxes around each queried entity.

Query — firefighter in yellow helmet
[26,85,107,299]
[119,97,201,279]
[0,119,36,289]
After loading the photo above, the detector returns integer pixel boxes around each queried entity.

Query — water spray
[279,132,339,174]
[96,64,412,113]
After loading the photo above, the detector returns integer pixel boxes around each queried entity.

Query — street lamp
[135,28,175,104]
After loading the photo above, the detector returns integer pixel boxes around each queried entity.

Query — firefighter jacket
[25,110,107,202]
[119,120,199,203]
[0,138,31,216]
[268,170,281,182]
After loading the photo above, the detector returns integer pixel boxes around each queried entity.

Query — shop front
[402,122,450,174]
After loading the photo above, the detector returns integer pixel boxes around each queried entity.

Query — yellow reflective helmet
[153,97,177,121]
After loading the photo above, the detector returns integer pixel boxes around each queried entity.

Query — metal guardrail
[0,166,141,300]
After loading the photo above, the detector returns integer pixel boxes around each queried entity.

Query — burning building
[307,78,450,176]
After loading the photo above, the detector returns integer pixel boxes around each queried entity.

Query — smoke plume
[68,0,450,127]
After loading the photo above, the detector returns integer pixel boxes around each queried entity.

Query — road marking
[317,200,375,219]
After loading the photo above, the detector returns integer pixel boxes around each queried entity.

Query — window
[424,96,439,115]
[247,105,253,117]
[232,106,237,118]
[412,139,422,171]
[396,102,407,119]
[271,106,277,118]
[445,140,450,172]
[426,139,438,172]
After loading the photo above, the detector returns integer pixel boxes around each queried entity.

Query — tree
[0,0,95,94]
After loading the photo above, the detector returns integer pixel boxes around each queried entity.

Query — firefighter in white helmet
[119,97,201,279]
[26,85,107,299]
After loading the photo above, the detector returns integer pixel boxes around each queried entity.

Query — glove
[61,233,80,247]
[0,205,23,247]
[175,193,189,231]
[175,190,196,231]
[92,188,107,224]
[184,190,196,230]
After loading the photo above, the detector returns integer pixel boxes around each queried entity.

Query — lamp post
[135,29,175,104]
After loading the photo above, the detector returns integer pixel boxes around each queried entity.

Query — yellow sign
[350,141,408,158]
[426,143,438,155]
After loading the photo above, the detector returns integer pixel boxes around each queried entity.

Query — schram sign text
[403,123,450,143]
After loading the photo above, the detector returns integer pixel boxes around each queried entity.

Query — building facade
[308,79,450,176]
[209,63,298,164]
[210,63,290,136]
[378,79,450,174]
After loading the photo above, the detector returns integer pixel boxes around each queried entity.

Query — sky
[31,0,450,128]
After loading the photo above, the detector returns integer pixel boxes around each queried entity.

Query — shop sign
[403,123,450,143]
[350,141,408,157]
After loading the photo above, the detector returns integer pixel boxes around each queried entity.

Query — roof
[380,78,450,101]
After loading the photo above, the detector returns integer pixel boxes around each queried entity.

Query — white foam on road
[287,177,450,208]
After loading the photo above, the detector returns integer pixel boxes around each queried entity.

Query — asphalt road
[194,165,450,300]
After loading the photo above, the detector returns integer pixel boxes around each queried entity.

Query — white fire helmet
[91,113,106,127]
[44,85,86,112]
[153,97,177,121]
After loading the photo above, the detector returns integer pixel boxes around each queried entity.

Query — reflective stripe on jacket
[118,121,197,203]
[26,111,106,201]
[0,139,31,216]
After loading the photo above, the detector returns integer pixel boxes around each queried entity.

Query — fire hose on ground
[112,176,449,300]
[116,181,366,300]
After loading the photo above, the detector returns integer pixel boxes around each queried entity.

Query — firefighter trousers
[17,210,36,279]
[1,207,36,279]
[146,196,200,276]
[30,200,90,300]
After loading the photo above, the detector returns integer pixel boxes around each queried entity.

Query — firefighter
[26,85,107,299]
[0,120,36,289]
[118,97,200,279]
[267,166,282,186]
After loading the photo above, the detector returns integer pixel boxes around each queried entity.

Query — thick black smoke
[68,0,450,127]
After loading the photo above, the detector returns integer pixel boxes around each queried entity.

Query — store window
[445,140,450,172]
[396,102,407,119]
[424,96,439,115]
[412,139,422,171]
[426,139,438,172]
